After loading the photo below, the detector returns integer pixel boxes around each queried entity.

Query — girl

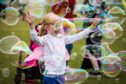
[23,12,95,84]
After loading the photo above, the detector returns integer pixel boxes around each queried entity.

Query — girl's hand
[23,12,35,29]
[23,12,33,25]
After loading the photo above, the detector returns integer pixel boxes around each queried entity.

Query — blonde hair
[39,13,61,36]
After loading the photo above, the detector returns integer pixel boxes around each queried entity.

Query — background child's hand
[23,12,33,25]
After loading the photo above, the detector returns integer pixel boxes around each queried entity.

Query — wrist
[29,22,34,29]
[29,21,34,26]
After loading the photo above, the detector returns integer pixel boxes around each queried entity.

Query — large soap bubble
[0,35,20,54]
[80,44,105,58]
[108,6,126,25]
[24,0,46,18]
[11,41,32,54]
[65,68,89,84]
[0,7,19,26]
[90,28,116,44]
[62,18,76,35]
[74,4,90,17]
[103,23,123,38]
[100,54,121,77]
[117,51,126,72]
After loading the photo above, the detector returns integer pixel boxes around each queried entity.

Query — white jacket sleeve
[65,28,92,44]
[30,29,44,46]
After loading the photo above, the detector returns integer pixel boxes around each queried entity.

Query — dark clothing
[81,31,102,69]
[65,44,73,65]
[65,44,73,54]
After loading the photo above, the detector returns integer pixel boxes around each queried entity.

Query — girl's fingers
[25,12,28,16]
[27,12,31,16]
[23,18,27,21]
[24,12,27,16]
[26,12,31,17]
[22,12,33,24]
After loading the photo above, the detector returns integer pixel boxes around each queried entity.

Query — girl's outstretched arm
[23,12,44,46]
[65,17,100,44]
[65,25,95,44]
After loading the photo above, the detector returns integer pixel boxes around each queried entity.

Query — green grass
[0,16,126,84]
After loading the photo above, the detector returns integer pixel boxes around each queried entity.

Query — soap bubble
[117,51,126,72]
[74,4,90,17]
[51,0,70,17]
[44,0,52,6]
[103,23,123,38]
[24,0,46,18]
[109,6,126,15]
[0,7,19,26]
[0,35,20,54]
[101,54,121,77]
[80,44,104,58]
[62,18,76,35]
[11,41,32,54]
[19,0,29,5]
[108,6,126,25]
[90,28,116,44]
[70,52,78,60]
[10,41,35,69]
[2,68,10,78]
[89,0,96,5]
[10,51,37,69]
[65,68,89,83]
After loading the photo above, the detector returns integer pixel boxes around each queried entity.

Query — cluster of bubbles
[80,43,126,78]
[73,1,126,79]
[0,0,46,25]
[0,0,70,24]
[65,68,89,83]
[90,22,123,44]
[75,0,126,79]
[0,0,76,35]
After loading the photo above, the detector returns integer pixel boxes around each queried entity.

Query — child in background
[24,23,43,83]
[23,12,95,84]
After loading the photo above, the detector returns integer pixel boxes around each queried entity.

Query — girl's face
[50,20,63,34]
[53,20,63,31]
[39,13,63,36]
[40,20,63,35]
